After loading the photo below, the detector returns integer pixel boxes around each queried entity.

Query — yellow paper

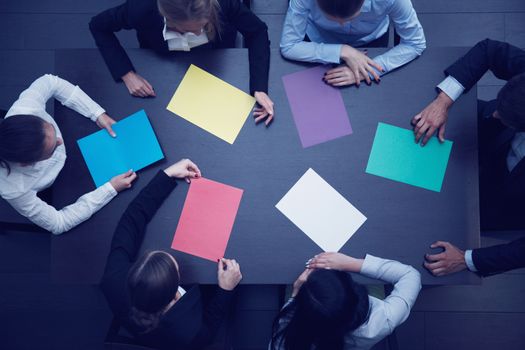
[167,64,256,144]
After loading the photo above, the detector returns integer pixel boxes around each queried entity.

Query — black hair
[316,0,365,19]
[497,72,525,131]
[0,115,46,174]
[270,270,370,350]
[127,251,180,334]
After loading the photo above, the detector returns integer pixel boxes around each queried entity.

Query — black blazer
[101,171,234,350]
[444,39,525,202]
[89,0,270,95]
[472,236,525,276]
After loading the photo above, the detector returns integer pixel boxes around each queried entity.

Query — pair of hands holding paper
[121,71,275,126]
[291,252,364,297]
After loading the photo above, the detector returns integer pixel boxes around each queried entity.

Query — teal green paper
[366,122,453,192]
[77,110,164,187]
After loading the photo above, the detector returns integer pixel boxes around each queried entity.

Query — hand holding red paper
[164,158,202,183]
[218,258,242,291]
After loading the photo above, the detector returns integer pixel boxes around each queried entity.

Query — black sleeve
[472,236,525,276]
[444,39,525,92]
[100,171,177,318]
[89,0,136,81]
[190,287,235,348]
[222,0,270,95]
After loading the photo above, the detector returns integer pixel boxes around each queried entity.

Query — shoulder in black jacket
[472,236,525,277]
[89,0,270,94]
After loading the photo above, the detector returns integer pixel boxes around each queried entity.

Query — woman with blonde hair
[90,0,274,125]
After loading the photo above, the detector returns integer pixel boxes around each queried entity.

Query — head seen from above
[127,250,181,333]
[157,0,220,39]
[274,269,369,350]
[495,72,525,131]
[317,0,365,23]
[0,115,63,173]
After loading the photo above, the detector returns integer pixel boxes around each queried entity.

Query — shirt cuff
[91,107,106,123]
[464,250,477,272]
[360,254,382,277]
[102,181,118,197]
[437,76,465,102]
[323,43,344,64]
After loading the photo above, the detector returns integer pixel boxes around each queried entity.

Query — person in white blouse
[280,0,426,87]
[0,74,138,235]
[269,252,421,350]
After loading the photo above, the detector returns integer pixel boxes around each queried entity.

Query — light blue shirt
[280,0,426,74]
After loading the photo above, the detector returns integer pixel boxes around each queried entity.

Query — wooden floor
[1,0,524,349]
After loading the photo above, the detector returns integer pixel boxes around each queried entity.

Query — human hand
[306,252,362,272]
[253,91,274,126]
[163,158,201,183]
[424,241,467,277]
[110,169,137,192]
[217,258,242,291]
[291,269,313,297]
[412,92,453,145]
[340,45,383,86]
[121,71,156,98]
[96,113,117,137]
[324,65,363,87]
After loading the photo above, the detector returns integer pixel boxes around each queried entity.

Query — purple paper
[282,65,353,148]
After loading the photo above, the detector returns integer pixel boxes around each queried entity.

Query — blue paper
[77,110,164,187]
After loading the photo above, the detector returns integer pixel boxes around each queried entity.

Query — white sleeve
[6,182,117,235]
[360,254,422,332]
[464,250,478,272]
[437,75,466,101]
[6,74,105,122]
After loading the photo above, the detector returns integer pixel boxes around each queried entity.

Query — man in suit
[424,238,525,277]
[412,39,525,230]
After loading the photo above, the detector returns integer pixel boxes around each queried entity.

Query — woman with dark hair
[280,0,426,87]
[0,74,137,234]
[90,0,274,125]
[270,252,421,350]
[101,158,242,349]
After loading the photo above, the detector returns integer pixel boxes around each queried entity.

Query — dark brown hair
[316,0,365,19]
[157,0,221,41]
[127,251,180,334]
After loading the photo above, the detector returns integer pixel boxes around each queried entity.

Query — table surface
[50,48,480,285]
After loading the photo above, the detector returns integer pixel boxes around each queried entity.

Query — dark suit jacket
[472,236,525,276]
[90,0,270,95]
[101,171,234,350]
[444,39,525,226]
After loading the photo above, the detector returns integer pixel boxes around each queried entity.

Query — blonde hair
[157,0,221,40]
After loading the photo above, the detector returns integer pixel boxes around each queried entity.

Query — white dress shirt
[162,18,209,52]
[280,0,426,75]
[271,255,421,350]
[1,74,117,235]
[437,75,525,172]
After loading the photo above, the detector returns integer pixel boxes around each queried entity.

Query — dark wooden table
[51,48,480,285]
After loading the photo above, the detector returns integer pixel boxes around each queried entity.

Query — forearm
[247,29,270,95]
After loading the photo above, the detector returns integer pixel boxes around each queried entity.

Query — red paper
[171,177,244,261]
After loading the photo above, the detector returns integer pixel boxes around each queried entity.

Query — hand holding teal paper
[77,110,164,187]
[366,122,453,192]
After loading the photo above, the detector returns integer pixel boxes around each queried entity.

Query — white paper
[276,168,367,252]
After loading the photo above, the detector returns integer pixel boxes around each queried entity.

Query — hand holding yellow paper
[167,64,256,144]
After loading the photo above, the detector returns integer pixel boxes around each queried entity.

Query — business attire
[89,0,270,95]
[0,74,116,234]
[436,39,525,228]
[280,0,426,75]
[101,170,234,350]
[270,255,421,350]
[464,236,525,277]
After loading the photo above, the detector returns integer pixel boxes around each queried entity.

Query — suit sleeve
[223,0,270,95]
[100,171,177,319]
[89,0,136,81]
[472,236,525,276]
[445,39,525,92]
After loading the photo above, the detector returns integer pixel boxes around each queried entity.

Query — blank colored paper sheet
[366,122,453,192]
[171,178,244,262]
[276,168,366,252]
[282,65,353,148]
[77,110,164,187]
[166,64,256,144]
